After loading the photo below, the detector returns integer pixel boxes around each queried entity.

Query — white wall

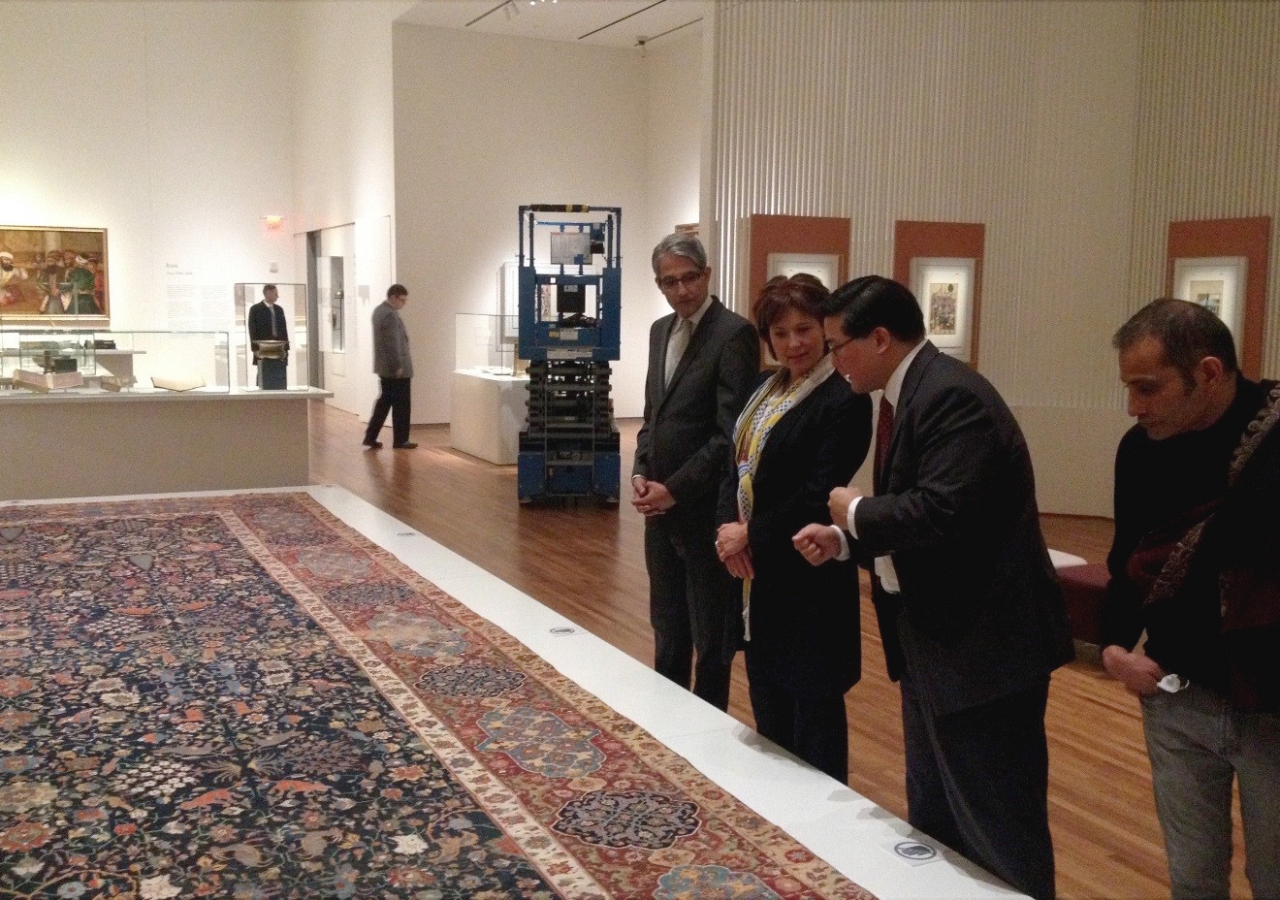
[0,1,296,336]
[2,0,702,423]
[392,24,699,423]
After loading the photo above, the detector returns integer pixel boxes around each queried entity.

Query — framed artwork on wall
[1166,216,1270,379]
[1172,256,1246,342]
[745,214,850,316]
[0,225,109,324]
[910,257,976,362]
[766,252,840,289]
[893,220,985,369]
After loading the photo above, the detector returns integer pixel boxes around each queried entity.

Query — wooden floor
[309,402,1251,900]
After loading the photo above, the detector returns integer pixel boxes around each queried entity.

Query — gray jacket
[371,301,413,378]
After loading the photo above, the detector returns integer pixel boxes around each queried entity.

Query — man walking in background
[364,283,417,450]
[632,233,758,711]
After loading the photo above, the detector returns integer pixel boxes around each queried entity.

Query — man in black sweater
[1102,298,1280,900]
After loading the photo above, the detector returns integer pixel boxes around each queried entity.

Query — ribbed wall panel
[1128,2,1280,377]
[706,0,1280,408]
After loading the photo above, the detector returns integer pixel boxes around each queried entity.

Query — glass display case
[233,283,313,391]
[0,326,230,393]
[455,313,520,376]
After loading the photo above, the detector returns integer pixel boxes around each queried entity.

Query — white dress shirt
[664,294,713,387]
[833,339,926,593]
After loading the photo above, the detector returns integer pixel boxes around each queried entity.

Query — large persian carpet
[0,493,876,899]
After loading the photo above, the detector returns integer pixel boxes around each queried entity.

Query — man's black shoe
[362,439,382,449]
[393,442,419,450]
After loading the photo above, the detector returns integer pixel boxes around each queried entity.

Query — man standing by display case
[248,284,289,390]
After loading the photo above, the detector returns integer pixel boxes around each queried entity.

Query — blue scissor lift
[516,204,621,504]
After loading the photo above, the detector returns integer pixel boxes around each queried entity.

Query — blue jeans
[1142,683,1280,900]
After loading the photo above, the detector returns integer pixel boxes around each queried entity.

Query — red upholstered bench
[1057,563,1108,646]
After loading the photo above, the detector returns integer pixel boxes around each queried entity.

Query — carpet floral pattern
[0,493,876,899]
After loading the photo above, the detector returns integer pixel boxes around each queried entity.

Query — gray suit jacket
[854,342,1074,715]
[633,298,759,513]
[371,301,413,378]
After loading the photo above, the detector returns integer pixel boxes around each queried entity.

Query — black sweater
[1099,376,1266,691]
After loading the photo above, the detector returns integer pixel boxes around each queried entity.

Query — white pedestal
[450,368,529,465]
[0,389,330,501]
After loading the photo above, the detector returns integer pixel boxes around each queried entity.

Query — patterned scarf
[732,354,836,640]
[1139,381,1280,616]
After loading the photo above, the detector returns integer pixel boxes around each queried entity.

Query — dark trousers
[256,359,286,390]
[747,671,849,783]
[365,377,411,446]
[902,674,1056,900]
[645,514,736,711]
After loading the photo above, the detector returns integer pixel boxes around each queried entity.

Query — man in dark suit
[248,284,289,390]
[794,275,1074,900]
[632,233,759,711]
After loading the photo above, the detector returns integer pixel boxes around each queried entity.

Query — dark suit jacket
[634,298,759,516]
[718,369,872,693]
[248,301,288,365]
[854,342,1073,716]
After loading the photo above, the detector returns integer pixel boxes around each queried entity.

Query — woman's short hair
[754,274,829,356]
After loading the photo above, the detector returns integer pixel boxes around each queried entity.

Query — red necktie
[874,395,895,488]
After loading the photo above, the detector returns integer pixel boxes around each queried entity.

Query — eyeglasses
[656,269,706,292]
[827,335,857,354]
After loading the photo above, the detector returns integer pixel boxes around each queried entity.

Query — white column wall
[642,34,704,258]
[291,1,414,417]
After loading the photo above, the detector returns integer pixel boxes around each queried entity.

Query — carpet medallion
[0,493,876,899]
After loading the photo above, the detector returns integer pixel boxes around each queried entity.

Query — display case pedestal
[450,369,528,465]
[0,389,330,501]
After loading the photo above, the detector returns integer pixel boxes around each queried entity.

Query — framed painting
[910,256,975,362]
[1172,256,1246,343]
[766,252,841,289]
[0,225,109,324]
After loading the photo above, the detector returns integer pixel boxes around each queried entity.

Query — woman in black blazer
[715,274,872,782]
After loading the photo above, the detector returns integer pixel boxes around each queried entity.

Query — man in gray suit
[794,276,1073,900]
[363,283,416,450]
[632,234,759,710]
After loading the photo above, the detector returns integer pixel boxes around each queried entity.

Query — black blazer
[719,369,872,693]
[853,342,1074,716]
[248,301,289,364]
[634,298,760,516]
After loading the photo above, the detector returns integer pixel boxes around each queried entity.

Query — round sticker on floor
[894,841,938,862]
